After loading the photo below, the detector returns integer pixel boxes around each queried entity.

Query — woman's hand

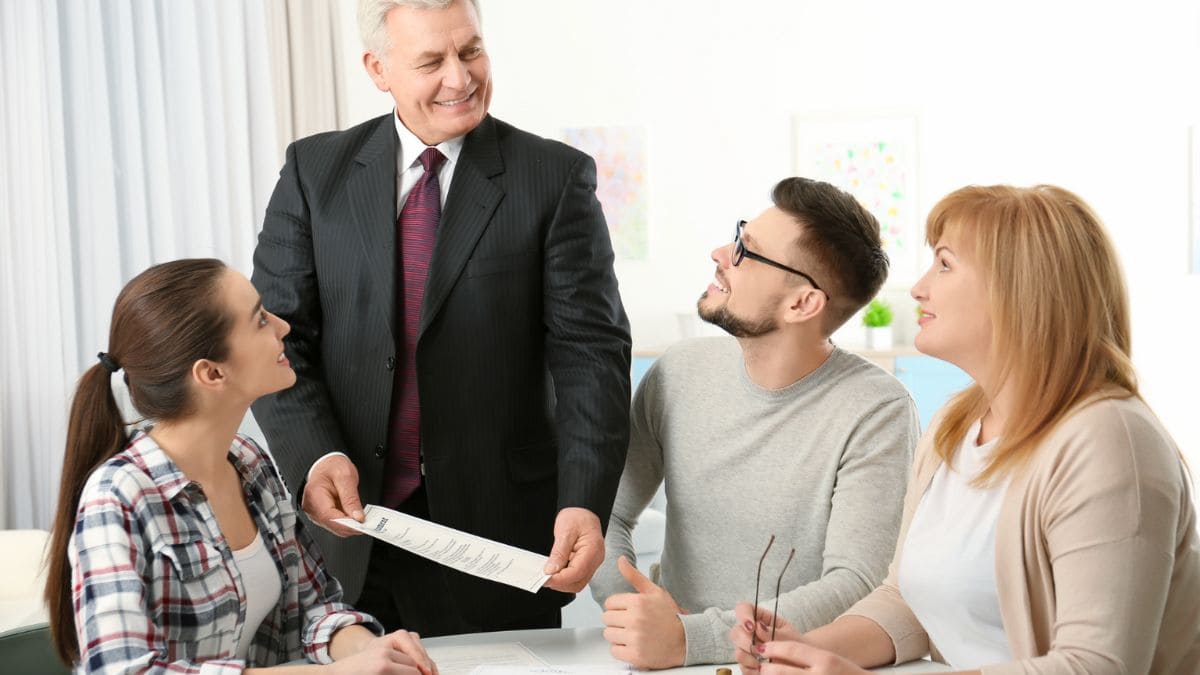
[730,601,804,672]
[325,642,420,675]
[328,629,437,675]
[381,630,437,675]
[757,640,871,675]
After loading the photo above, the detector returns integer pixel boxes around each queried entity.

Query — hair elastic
[97,351,120,374]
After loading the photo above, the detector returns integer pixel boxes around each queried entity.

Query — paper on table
[335,505,551,592]
[425,642,547,675]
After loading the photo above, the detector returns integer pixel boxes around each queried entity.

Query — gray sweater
[590,337,919,665]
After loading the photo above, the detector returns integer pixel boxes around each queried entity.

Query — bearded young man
[590,177,918,669]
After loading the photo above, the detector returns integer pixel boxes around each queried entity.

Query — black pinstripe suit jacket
[250,114,631,624]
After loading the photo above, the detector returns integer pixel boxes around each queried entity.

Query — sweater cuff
[680,610,735,666]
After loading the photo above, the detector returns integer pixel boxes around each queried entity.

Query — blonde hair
[927,185,1138,484]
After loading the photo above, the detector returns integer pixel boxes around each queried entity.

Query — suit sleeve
[541,153,632,528]
[590,359,666,604]
[251,141,351,494]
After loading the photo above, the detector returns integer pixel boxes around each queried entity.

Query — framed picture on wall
[793,113,920,282]
[1191,125,1200,275]
[561,126,650,262]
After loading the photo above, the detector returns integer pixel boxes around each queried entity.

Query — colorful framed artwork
[562,126,649,261]
[793,114,920,282]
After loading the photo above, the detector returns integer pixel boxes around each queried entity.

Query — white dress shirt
[393,110,465,214]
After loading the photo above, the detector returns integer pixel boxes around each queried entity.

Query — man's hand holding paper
[542,507,605,593]
[305,453,367,537]
[336,506,552,593]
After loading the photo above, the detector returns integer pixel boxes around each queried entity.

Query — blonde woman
[730,185,1200,673]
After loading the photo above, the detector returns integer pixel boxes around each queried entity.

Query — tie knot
[418,147,445,173]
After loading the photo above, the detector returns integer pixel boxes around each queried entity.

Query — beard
[696,292,778,338]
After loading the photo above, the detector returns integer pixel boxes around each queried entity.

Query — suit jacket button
[386,356,396,370]
[374,444,385,458]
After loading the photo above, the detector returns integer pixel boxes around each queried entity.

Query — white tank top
[898,420,1013,669]
[232,532,282,661]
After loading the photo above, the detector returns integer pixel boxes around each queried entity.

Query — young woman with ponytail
[45,259,438,674]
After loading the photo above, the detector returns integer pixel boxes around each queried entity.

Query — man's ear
[363,51,389,92]
[783,287,826,326]
[191,359,225,392]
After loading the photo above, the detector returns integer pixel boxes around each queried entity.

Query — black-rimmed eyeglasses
[750,534,795,659]
[733,220,826,296]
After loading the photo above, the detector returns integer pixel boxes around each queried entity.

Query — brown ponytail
[44,258,232,664]
[45,363,128,663]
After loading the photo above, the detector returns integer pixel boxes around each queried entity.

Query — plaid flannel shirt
[69,431,382,674]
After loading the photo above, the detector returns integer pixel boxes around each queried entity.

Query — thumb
[617,555,657,594]
[544,529,574,575]
[332,472,365,521]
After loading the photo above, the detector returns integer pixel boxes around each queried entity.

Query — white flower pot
[865,326,893,351]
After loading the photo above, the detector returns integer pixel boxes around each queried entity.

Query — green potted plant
[863,298,894,350]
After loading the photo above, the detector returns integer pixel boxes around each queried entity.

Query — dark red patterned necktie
[384,147,445,507]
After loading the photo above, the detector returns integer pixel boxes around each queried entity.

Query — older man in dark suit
[251,0,631,635]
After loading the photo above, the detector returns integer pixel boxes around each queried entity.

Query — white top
[897,420,1012,669]
[232,532,282,661]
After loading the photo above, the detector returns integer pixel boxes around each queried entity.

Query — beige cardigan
[844,392,1200,674]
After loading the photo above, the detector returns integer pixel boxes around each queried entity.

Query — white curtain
[0,0,299,529]
[266,0,348,155]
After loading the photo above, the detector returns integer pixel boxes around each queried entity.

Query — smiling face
[212,269,295,404]
[697,207,804,338]
[363,0,492,145]
[910,231,993,375]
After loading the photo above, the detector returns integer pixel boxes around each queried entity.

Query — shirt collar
[393,110,465,170]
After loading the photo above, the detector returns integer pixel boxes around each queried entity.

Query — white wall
[335,0,1200,471]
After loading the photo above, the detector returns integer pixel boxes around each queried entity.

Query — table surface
[424,627,951,674]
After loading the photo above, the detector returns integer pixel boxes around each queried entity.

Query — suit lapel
[347,118,399,340]
[420,116,505,338]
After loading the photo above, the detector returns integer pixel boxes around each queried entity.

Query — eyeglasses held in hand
[750,534,796,661]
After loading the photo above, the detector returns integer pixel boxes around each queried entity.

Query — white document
[426,643,546,675]
[335,505,551,593]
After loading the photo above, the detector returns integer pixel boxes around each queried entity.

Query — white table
[424,627,950,674]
